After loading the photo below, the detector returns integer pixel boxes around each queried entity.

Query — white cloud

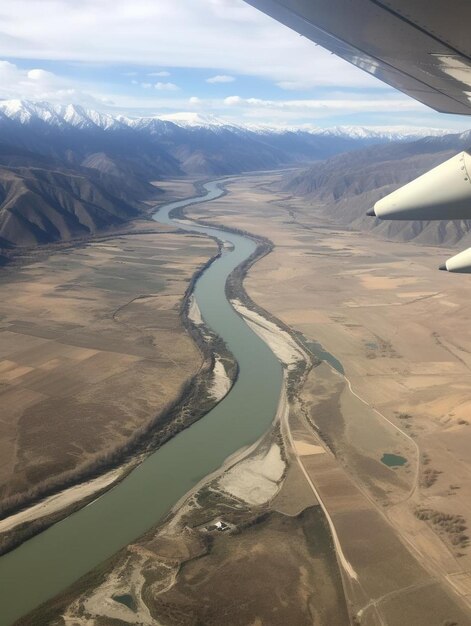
[206,74,235,83]
[212,92,457,127]
[155,81,179,91]
[27,68,55,82]
[141,82,152,89]
[277,81,313,91]
[0,0,383,89]
[88,90,461,130]
[149,71,170,77]
[224,95,242,105]
[223,95,425,113]
[0,60,103,105]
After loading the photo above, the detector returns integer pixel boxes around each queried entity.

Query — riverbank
[8,176,320,624]
[14,170,471,626]
[0,185,237,558]
[19,249,337,626]
[0,177,291,626]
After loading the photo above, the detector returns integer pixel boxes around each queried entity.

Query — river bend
[0,180,283,625]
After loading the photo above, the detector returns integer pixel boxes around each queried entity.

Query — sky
[0,0,470,131]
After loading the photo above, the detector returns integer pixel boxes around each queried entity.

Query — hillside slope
[282,133,471,246]
[0,145,154,247]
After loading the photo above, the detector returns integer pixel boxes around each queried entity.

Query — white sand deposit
[187,294,203,326]
[0,466,126,534]
[209,357,232,401]
[63,550,160,626]
[231,299,305,369]
[219,444,285,505]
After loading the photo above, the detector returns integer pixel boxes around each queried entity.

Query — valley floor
[187,173,471,622]
[12,172,471,625]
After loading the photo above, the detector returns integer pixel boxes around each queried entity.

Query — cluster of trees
[415,508,469,549]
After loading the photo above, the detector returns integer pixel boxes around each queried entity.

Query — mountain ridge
[0,99,456,141]
[0,143,156,248]
[1,98,470,251]
[280,135,471,247]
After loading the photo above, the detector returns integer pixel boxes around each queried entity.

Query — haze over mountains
[0,99,468,251]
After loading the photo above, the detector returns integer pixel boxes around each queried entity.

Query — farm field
[0,222,217,509]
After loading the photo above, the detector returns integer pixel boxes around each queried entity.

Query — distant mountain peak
[0,99,463,141]
[0,100,125,131]
[53,103,122,131]
[158,111,241,130]
[2,98,471,250]
[315,125,450,141]
[0,99,63,126]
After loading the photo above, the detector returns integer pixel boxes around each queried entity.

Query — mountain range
[0,100,447,179]
[0,99,467,251]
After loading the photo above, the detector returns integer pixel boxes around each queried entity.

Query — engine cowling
[367,151,471,221]
[440,247,471,273]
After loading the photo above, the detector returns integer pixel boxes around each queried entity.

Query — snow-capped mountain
[312,125,449,141]
[0,100,126,132]
[157,111,242,130]
[243,123,450,141]
[54,104,125,131]
[0,100,67,127]
[0,99,468,181]
[1,99,470,252]
[0,99,457,140]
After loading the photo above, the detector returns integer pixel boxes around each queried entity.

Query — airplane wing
[245,0,471,272]
[245,0,471,115]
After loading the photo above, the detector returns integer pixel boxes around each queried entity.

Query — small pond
[381,453,407,467]
[113,593,137,612]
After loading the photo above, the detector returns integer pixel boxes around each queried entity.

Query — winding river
[0,180,283,625]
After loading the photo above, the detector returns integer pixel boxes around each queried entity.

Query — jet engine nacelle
[367,151,471,272]
[367,151,471,221]
[440,247,471,273]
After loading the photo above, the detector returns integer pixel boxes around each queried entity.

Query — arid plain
[183,173,471,624]
[9,173,471,626]
[0,193,217,549]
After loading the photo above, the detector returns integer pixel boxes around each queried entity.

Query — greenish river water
[0,180,283,625]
